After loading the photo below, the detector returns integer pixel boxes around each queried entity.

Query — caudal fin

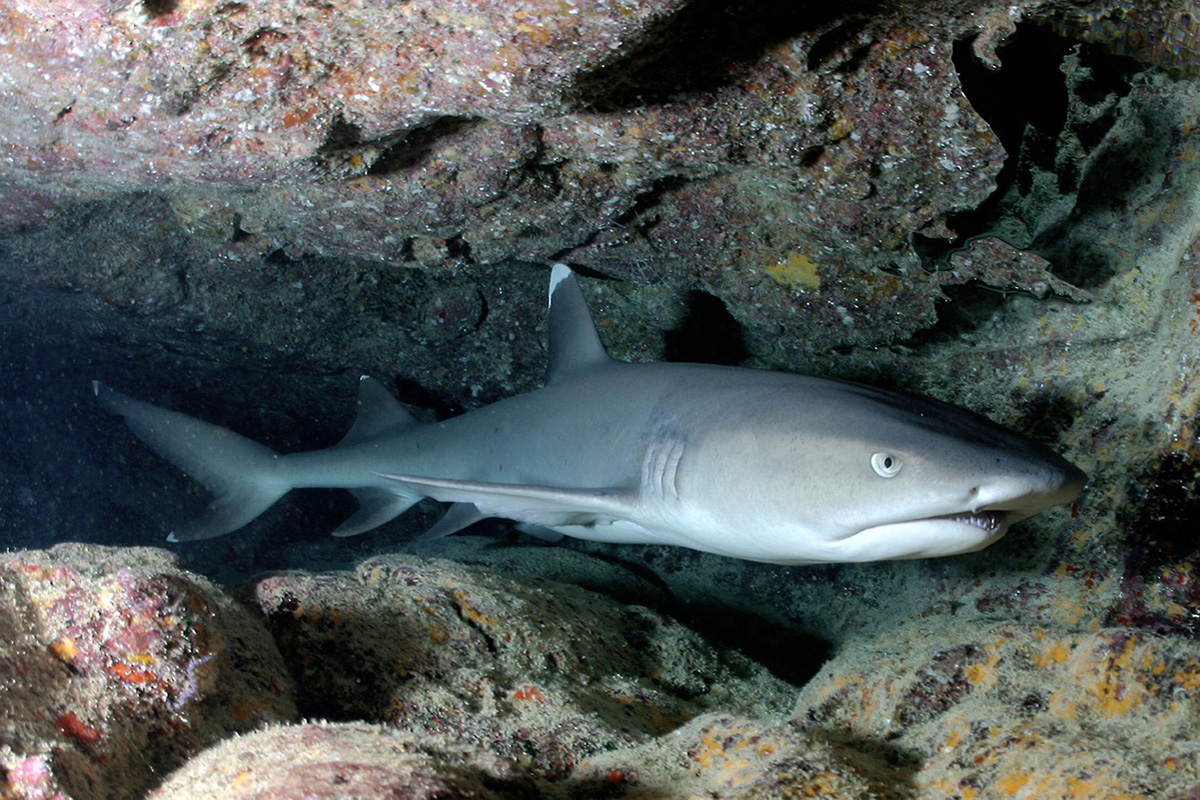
[93,382,289,541]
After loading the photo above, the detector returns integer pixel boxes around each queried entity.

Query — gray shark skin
[94,264,1086,565]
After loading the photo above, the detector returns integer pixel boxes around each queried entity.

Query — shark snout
[971,462,1087,519]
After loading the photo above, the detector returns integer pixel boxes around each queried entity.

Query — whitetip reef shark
[95,264,1086,564]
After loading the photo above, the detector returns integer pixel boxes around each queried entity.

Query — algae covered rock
[252,553,795,781]
[570,713,905,799]
[796,616,1200,796]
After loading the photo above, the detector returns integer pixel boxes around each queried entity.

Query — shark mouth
[933,510,1006,533]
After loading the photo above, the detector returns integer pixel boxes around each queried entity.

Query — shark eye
[871,452,902,478]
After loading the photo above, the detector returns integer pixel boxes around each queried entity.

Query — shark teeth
[923,510,1005,533]
[951,511,1003,532]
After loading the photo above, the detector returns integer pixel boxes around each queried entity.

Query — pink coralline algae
[1,756,67,800]
[0,544,296,800]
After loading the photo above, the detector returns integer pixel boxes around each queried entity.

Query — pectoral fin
[376,473,637,529]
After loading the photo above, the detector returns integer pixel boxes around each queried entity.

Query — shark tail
[93,381,290,542]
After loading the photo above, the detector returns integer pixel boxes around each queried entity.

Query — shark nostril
[966,487,981,511]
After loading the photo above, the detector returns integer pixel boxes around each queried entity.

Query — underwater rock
[0,544,296,800]
[148,715,905,799]
[2,0,1180,366]
[251,553,795,782]
[5,541,1200,796]
[0,0,688,259]
[148,721,537,799]
[0,0,1194,375]
[941,236,1093,303]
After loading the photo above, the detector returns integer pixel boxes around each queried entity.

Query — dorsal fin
[338,376,419,446]
[545,263,612,384]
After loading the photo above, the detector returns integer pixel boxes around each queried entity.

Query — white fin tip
[548,263,573,305]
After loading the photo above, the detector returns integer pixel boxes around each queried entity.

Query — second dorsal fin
[339,376,419,446]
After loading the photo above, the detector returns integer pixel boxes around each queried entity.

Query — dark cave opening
[912,23,1141,342]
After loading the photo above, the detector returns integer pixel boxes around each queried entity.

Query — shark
[94,264,1086,565]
